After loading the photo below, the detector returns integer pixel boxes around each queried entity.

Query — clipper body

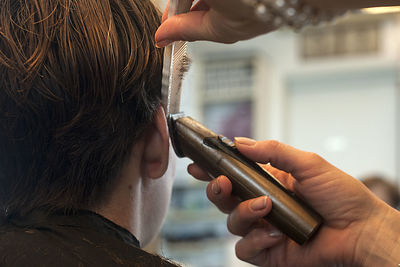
[169,114,322,245]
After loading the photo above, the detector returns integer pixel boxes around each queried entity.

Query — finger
[187,163,212,181]
[235,227,283,265]
[227,196,272,236]
[163,0,199,22]
[206,176,241,213]
[234,138,331,181]
[155,11,214,46]
[161,2,169,23]
[263,164,295,192]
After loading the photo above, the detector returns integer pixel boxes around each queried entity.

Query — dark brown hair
[0,0,163,218]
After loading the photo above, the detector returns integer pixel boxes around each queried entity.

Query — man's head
[0,0,164,218]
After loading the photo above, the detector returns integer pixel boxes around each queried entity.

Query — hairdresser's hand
[188,139,400,266]
[155,0,277,47]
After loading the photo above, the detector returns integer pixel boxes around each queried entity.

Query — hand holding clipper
[168,114,322,245]
[160,0,322,246]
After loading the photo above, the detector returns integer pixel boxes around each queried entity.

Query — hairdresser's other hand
[155,0,277,47]
[188,139,400,266]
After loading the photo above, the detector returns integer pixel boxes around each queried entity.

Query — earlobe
[141,106,170,179]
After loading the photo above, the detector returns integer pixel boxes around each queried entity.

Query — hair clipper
[168,113,322,245]
[160,0,322,246]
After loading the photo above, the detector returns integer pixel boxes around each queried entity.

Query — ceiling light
[362,6,400,14]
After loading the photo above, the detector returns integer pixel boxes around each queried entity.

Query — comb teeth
[161,40,191,116]
[174,42,191,76]
[161,44,173,113]
[160,0,193,116]
[178,53,192,80]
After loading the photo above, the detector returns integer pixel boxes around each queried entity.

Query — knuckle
[206,188,223,208]
[205,183,214,200]
[237,201,249,217]
[235,242,250,261]
[251,229,269,250]
[266,139,281,150]
[226,202,253,236]
[226,214,237,235]
[306,151,324,163]
[260,140,282,155]
[219,206,232,214]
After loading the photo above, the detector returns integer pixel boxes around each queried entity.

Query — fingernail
[155,40,172,48]
[234,137,256,146]
[268,230,282,237]
[211,179,221,195]
[250,196,268,211]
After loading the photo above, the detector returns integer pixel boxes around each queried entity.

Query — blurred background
[149,2,400,266]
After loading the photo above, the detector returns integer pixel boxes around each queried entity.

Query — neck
[92,142,145,243]
[90,139,175,247]
[94,175,143,239]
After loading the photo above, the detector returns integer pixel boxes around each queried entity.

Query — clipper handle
[168,114,322,245]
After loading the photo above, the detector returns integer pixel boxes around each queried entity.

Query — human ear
[141,105,169,179]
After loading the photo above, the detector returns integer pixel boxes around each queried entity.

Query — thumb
[234,138,331,180]
[155,11,211,46]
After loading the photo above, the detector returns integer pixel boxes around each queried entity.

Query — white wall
[286,68,398,180]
